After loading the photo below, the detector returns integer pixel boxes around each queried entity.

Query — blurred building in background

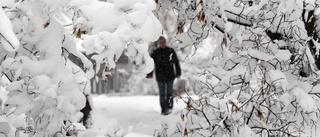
[69,53,132,94]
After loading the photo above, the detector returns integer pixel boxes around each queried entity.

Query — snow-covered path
[92,95,187,136]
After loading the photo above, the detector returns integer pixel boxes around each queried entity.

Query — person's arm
[172,50,181,77]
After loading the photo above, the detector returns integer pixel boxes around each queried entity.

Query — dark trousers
[157,80,174,113]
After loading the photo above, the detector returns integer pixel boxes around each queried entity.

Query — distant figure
[147,36,181,115]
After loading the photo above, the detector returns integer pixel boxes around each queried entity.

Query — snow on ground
[92,95,189,136]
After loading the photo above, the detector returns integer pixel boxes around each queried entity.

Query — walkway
[92,95,186,136]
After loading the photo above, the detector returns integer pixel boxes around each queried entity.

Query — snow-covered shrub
[0,0,161,136]
[155,0,320,136]
[71,0,161,76]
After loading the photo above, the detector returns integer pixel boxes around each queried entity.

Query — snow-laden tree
[0,0,161,136]
[155,0,320,136]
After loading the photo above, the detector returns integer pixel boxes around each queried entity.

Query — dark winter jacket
[148,47,181,82]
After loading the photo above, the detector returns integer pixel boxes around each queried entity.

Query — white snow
[0,121,10,136]
[127,3,148,25]
[113,0,140,9]
[92,95,190,136]
[248,48,274,61]
[0,6,20,52]
[305,0,316,5]
[0,0,15,7]
[279,93,292,108]
[2,0,320,136]
[72,0,162,75]
[275,50,292,61]
[224,22,233,32]
[266,70,288,90]
[292,87,317,112]
[78,2,126,34]
[125,132,152,137]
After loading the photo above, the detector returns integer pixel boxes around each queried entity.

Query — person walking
[147,36,181,115]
